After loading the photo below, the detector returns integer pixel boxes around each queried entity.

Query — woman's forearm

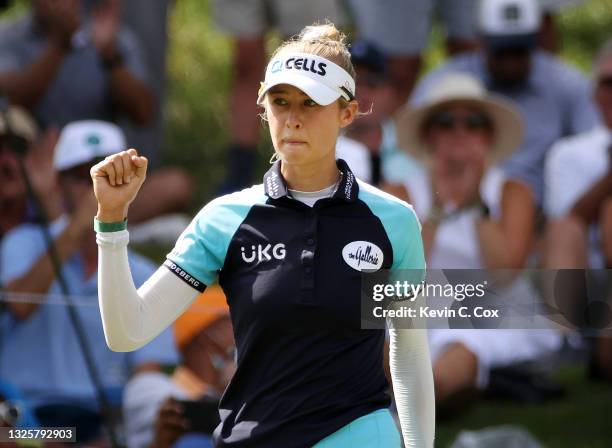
[97,229,199,352]
[388,314,435,447]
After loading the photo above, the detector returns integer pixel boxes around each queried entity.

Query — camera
[0,399,20,427]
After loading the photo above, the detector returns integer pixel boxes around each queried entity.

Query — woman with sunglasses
[92,23,434,447]
[397,72,561,409]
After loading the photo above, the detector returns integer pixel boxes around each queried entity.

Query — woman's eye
[304,99,317,107]
[273,97,288,106]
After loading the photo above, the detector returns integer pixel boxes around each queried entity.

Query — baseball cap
[54,120,126,171]
[257,52,355,106]
[478,0,541,49]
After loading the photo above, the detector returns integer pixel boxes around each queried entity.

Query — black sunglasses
[427,110,492,132]
[491,46,531,59]
[597,76,612,90]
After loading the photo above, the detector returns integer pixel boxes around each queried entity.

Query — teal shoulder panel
[357,180,426,275]
[167,184,268,286]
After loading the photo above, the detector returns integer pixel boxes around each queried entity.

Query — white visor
[257,52,356,106]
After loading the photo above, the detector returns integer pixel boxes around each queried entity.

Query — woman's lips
[283,139,307,145]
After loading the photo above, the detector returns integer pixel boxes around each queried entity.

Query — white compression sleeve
[97,230,200,352]
[388,299,435,447]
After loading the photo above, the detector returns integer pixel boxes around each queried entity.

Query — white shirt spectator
[335,135,371,183]
[544,125,611,267]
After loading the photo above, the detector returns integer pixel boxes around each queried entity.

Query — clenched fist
[91,149,148,222]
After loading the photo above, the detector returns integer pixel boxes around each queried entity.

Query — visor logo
[271,60,283,73]
[285,58,327,76]
[342,241,384,272]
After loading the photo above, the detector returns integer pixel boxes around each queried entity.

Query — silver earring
[269,152,279,164]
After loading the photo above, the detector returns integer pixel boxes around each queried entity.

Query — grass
[436,365,612,447]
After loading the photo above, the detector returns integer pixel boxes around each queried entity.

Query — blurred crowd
[0,0,611,447]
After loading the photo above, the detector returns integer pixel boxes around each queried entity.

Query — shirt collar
[263,158,359,202]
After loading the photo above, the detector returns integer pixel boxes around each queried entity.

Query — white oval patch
[342,241,384,272]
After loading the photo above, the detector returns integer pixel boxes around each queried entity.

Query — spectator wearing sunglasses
[544,38,612,382]
[410,0,599,207]
[397,72,562,412]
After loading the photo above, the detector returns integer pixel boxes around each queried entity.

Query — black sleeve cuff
[164,259,207,292]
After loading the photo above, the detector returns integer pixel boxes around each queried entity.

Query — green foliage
[163,0,232,203]
[558,0,612,71]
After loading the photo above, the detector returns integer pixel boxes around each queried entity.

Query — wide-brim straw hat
[396,72,524,164]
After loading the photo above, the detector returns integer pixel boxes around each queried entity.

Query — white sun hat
[396,72,524,163]
[54,120,126,171]
[257,52,356,106]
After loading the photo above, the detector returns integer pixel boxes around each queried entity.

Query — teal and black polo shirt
[165,159,425,448]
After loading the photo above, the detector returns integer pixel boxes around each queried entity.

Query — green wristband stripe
[94,218,128,232]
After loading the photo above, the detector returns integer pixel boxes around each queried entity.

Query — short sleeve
[116,28,149,83]
[166,201,238,289]
[165,187,266,291]
[0,19,27,74]
[0,53,21,73]
[0,218,68,286]
[390,206,427,293]
[544,141,575,218]
[544,132,609,218]
[393,206,426,272]
[560,65,599,135]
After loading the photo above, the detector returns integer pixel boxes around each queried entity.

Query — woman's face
[265,84,357,167]
[423,103,494,171]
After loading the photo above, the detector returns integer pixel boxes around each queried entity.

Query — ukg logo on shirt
[342,241,384,272]
[241,243,286,263]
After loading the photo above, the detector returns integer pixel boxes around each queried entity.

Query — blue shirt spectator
[0,215,177,410]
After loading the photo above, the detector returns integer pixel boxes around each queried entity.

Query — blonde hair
[272,22,356,82]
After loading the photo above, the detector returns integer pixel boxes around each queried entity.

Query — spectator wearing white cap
[54,120,193,243]
[410,0,599,207]
[0,119,179,444]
